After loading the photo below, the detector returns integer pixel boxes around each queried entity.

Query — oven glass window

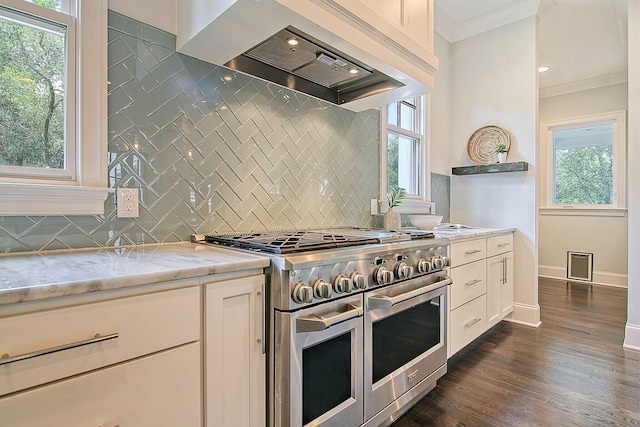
[372,296,441,383]
[302,331,352,425]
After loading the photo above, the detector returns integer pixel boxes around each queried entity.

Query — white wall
[448,17,540,326]
[538,83,628,287]
[108,0,176,34]
[624,0,640,351]
[430,32,452,176]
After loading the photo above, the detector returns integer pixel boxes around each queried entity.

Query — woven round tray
[467,125,510,165]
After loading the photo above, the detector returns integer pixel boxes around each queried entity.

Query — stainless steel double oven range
[197,227,451,427]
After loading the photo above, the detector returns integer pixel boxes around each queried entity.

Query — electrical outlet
[116,188,139,218]
[370,199,378,215]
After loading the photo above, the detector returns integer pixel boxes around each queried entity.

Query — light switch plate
[116,188,139,218]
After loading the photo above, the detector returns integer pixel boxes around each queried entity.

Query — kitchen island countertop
[0,243,270,307]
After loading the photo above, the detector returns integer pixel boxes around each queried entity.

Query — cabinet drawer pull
[497,243,511,248]
[464,249,481,255]
[464,279,482,287]
[464,318,482,328]
[0,332,119,366]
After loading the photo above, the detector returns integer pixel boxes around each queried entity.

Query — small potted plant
[496,143,508,163]
[383,186,406,230]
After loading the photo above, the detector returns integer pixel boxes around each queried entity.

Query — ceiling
[434,0,629,92]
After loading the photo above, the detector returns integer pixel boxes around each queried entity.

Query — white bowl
[408,215,443,230]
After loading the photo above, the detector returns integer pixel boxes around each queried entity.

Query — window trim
[540,110,627,213]
[380,94,432,214]
[0,0,112,215]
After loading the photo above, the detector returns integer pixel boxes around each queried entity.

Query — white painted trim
[0,0,110,216]
[0,184,113,215]
[539,71,628,99]
[538,264,628,288]
[507,302,541,328]
[539,110,627,210]
[623,323,640,351]
[539,207,627,217]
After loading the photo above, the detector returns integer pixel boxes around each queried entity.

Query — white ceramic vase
[383,208,402,230]
[497,152,507,163]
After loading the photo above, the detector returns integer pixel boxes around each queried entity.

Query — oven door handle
[368,276,452,309]
[296,303,363,333]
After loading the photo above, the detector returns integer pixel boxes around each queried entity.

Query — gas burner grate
[204,230,378,254]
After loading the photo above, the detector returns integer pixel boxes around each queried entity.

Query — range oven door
[364,274,451,421]
[274,294,364,427]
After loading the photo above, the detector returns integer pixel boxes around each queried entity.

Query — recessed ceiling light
[538,66,551,73]
[287,37,299,46]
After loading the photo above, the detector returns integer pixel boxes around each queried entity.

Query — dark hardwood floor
[392,278,640,426]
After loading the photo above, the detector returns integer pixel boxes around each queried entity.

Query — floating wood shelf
[452,161,529,176]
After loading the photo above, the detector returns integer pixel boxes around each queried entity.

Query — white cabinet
[0,343,201,427]
[0,284,201,425]
[0,283,200,396]
[204,274,266,427]
[367,0,434,48]
[449,294,487,355]
[447,232,514,357]
[487,235,514,329]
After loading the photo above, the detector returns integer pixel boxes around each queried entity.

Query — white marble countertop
[0,243,270,306]
[433,227,515,242]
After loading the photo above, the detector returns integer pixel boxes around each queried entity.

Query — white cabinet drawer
[449,295,487,356]
[449,260,486,310]
[0,285,200,396]
[450,239,487,266]
[0,343,201,427]
[487,233,513,257]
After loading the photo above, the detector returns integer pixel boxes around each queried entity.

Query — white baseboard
[624,323,640,351]
[506,303,541,328]
[538,264,628,288]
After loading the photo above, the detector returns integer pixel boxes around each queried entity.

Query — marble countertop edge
[0,242,270,307]
[433,227,516,242]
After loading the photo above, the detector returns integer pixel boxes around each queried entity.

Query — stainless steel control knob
[351,272,368,290]
[442,255,451,267]
[292,282,313,303]
[333,274,353,293]
[417,258,431,274]
[395,261,414,280]
[431,256,445,270]
[312,279,333,299]
[374,266,394,285]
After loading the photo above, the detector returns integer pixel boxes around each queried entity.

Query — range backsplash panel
[0,11,380,253]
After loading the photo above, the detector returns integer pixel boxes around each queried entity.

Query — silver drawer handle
[368,276,452,309]
[497,243,511,248]
[464,279,482,287]
[464,318,482,328]
[464,249,481,255]
[296,303,363,333]
[0,332,119,366]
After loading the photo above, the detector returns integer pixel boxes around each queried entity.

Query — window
[0,0,110,215]
[541,111,626,214]
[0,0,75,179]
[381,96,431,212]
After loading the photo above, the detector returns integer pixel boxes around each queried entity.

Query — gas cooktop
[196,227,435,254]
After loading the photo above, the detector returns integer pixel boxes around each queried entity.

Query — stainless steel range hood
[224,27,404,106]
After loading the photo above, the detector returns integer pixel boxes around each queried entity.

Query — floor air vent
[567,251,593,281]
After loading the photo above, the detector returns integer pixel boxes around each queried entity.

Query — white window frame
[0,0,111,215]
[380,94,432,213]
[539,110,627,217]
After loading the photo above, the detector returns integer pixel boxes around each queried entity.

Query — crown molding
[435,0,541,43]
